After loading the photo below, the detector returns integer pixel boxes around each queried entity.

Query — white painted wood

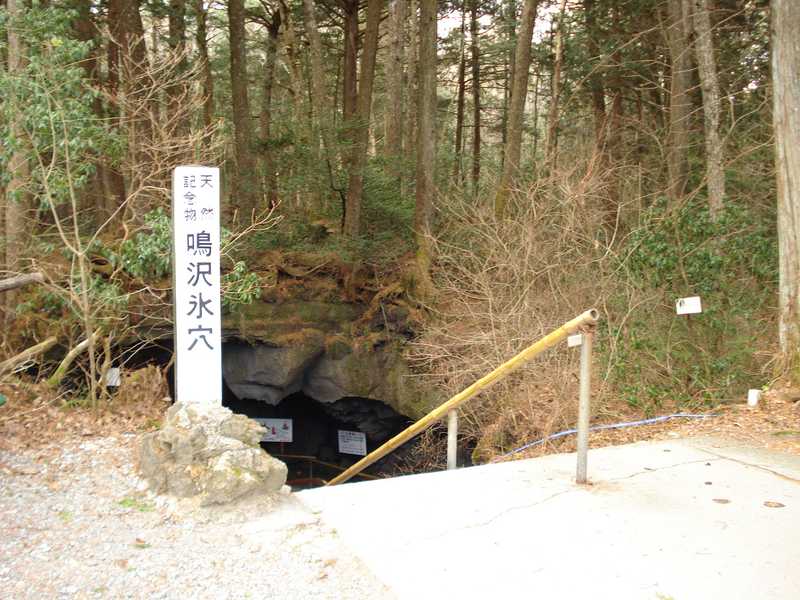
[172,166,222,404]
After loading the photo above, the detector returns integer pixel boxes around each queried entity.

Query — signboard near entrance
[676,296,703,315]
[338,430,367,456]
[172,165,222,404]
[254,418,293,443]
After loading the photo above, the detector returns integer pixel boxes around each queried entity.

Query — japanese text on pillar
[172,166,222,404]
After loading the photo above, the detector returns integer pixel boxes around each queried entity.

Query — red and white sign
[254,418,293,443]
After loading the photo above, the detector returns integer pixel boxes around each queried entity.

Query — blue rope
[493,413,718,461]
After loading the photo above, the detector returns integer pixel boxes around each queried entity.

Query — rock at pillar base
[136,402,288,505]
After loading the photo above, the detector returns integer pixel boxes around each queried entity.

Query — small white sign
[172,166,222,404]
[254,418,293,443]
[338,430,367,456]
[106,367,121,387]
[747,389,761,407]
[676,296,703,315]
[567,334,583,348]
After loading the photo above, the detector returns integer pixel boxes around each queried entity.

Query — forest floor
[1,378,798,461]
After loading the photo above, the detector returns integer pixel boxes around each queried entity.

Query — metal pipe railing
[575,330,594,484]
[326,308,599,486]
[446,410,458,470]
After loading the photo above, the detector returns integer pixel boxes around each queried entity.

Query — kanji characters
[187,261,212,286]
[187,292,214,319]
[187,231,212,256]
[187,326,214,350]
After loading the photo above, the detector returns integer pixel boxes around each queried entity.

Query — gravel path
[0,435,393,599]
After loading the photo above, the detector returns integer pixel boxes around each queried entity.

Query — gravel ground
[0,435,393,600]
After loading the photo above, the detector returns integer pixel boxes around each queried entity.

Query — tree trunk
[228,0,259,222]
[193,0,215,129]
[261,12,281,208]
[385,0,406,180]
[341,0,359,148]
[583,0,607,153]
[469,0,481,193]
[71,0,110,226]
[343,0,384,237]
[303,0,339,200]
[415,0,437,295]
[501,0,518,155]
[4,0,31,317]
[109,0,149,87]
[167,0,188,131]
[406,0,419,162]
[772,0,800,374]
[109,0,150,222]
[452,5,467,183]
[545,0,568,167]
[665,0,692,205]
[692,0,725,220]
[493,0,539,219]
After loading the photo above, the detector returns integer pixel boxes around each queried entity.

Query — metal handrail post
[447,410,458,470]
[576,330,594,484]
[326,308,599,486]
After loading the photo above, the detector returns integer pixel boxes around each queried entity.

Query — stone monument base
[136,402,288,505]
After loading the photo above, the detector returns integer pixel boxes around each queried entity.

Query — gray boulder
[136,402,287,505]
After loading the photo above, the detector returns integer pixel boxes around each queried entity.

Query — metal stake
[447,409,458,470]
[576,329,594,484]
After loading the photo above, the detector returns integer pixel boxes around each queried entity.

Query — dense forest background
[1,0,798,459]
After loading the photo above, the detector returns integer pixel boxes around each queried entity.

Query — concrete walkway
[297,437,800,600]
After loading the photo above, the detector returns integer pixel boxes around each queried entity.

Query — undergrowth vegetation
[408,156,778,461]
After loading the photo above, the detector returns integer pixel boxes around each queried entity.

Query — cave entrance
[223,391,413,489]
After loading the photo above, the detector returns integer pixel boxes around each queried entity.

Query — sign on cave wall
[172,165,222,404]
[338,430,367,456]
[254,418,294,443]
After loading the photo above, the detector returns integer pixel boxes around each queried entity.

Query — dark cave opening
[223,391,414,488]
[120,340,471,489]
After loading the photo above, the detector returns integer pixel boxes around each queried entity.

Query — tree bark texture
[665,0,693,205]
[261,11,281,208]
[5,0,31,316]
[692,0,725,220]
[193,0,215,129]
[406,0,419,161]
[452,6,467,183]
[228,0,259,221]
[494,0,538,219]
[343,0,384,237]
[583,0,607,152]
[341,0,359,148]
[385,0,406,179]
[545,0,568,166]
[303,0,339,199]
[167,0,188,131]
[414,0,437,293]
[470,0,481,192]
[772,0,800,372]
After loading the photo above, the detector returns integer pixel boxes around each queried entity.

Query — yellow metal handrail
[327,308,599,485]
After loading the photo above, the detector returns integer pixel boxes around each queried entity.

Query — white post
[447,409,458,470]
[576,330,593,484]
[172,166,222,405]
